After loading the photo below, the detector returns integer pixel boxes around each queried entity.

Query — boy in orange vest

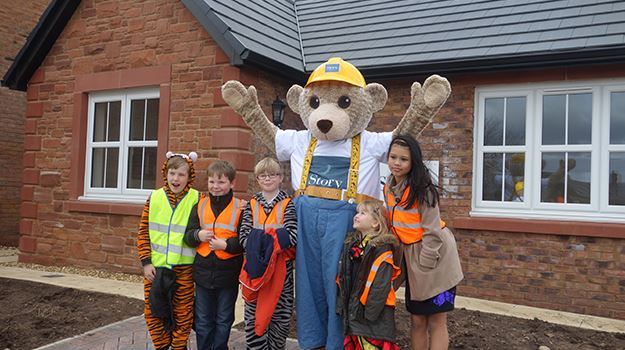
[184,160,244,350]
[238,157,297,349]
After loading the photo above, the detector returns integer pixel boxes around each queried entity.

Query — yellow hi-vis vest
[148,188,199,268]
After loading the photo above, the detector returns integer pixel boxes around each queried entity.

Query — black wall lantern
[271,96,286,127]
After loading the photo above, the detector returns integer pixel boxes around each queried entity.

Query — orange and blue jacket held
[239,197,295,336]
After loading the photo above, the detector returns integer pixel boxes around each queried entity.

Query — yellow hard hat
[305,57,366,88]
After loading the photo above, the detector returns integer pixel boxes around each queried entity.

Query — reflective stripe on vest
[359,250,400,307]
[196,196,242,259]
[251,197,291,230]
[148,188,199,268]
[383,184,446,244]
[383,184,423,244]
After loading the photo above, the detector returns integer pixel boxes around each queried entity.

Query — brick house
[3,0,625,320]
[0,0,50,246]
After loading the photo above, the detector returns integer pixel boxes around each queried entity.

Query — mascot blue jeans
[294,195,356,350]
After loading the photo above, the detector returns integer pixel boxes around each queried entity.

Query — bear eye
[309,96,320,109]
[338,95,350,109]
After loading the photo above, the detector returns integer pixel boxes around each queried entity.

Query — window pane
[541,152,565,203]
[505,97,526,145]
[482,153,503,201]
[504,153,525,202]
[609,152,625,206]
[143,147,157,189]
[127,147,143,189]
[542,95,566,145]
[130,99,146,141]
[93,103,107,142]
[567,152,591,204]
[91,148,105,187]
[105,148,119,188]
[108,101,121,141]
[568,93,592,145]
[145,99,159,141]
[610,92,625,144]
[484,98,504,146]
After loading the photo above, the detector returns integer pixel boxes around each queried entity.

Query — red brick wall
[0,1,49,246]
[19,0,291,272]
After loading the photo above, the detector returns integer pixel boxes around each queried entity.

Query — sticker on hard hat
[325,64,340,73]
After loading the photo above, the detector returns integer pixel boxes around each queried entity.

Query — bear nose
[317,120,333,134]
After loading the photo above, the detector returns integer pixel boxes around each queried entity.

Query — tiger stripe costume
[137,153,197,350]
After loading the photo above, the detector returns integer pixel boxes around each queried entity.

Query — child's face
[353,206,378,233]
[256,172,283,194]
[167,164,190,194]
[208,174,234,196]
[388,144,412,182]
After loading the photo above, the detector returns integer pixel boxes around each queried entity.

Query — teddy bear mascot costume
[221,57,450,349]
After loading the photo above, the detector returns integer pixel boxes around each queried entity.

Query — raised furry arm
[221,80,278,151]
[393,75,451,138]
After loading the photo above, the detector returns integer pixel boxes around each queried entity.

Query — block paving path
[36,315,300,350]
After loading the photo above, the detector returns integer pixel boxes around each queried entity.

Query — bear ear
[364,83,388,113]
[287,84,304,114]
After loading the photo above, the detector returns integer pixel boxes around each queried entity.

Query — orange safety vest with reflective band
[250,197,291,231]
[359,250,401,307]
[383,184,445,244]
[249,197,295,261]
[196,196,242,259]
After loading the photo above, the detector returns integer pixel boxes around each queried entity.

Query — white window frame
[82,87,159,203]
[472,79,625,223]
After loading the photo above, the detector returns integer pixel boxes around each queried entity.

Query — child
[184,160,244,350]
[336,200,401,350]
[238,157,297,350]
[137,152,199,350]
[384,135,464,350]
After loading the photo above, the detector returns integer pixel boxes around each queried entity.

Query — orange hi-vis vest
[383,184,445,244]
[251,197,291,231]
[250,196,295,262]
[359,250,401,307]
[196,195,242,259]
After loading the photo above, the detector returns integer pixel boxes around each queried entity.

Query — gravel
[0,246,143,283]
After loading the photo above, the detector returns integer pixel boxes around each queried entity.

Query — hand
[210,237,227,251]
[198,229,214,242]
[221,80,259,117]
[411,75,451,112]
[143,264,156,282]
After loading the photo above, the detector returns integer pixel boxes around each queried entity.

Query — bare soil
[0,278,144,350]
[2,276,624,350]
[274,302,625,349]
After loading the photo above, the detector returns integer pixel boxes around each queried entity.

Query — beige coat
[389,182,464,301]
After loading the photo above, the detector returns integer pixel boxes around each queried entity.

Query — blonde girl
[336,200,400,350]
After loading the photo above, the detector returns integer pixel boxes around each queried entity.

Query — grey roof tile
[549,37,589,50]
[606,22,625,35]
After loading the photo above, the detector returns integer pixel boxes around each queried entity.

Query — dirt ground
[0,278,144,350]
[276,301,625,349]
[2,276,624,350]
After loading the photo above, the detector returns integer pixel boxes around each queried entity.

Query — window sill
[453,216,625,239]
[67,200,143,216]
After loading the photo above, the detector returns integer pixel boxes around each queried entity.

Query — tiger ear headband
[166,151,198,162]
